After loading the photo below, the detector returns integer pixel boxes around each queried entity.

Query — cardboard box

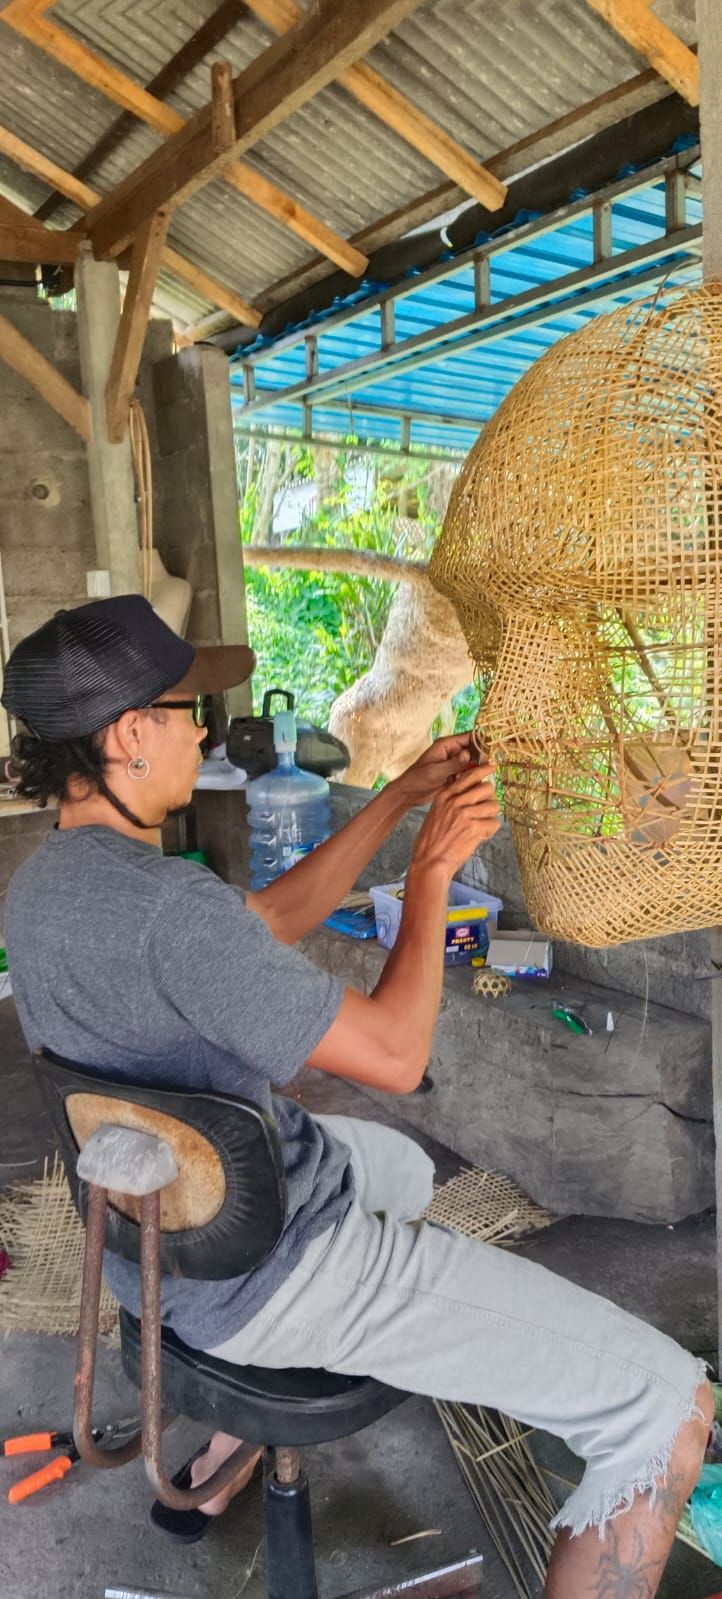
[487,930,553,978]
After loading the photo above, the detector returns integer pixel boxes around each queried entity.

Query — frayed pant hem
[549,1357,710,1541]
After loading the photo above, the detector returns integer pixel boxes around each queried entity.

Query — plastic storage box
[370,879,503,966]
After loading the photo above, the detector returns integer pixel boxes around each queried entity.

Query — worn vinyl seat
[118,1306,406,1447]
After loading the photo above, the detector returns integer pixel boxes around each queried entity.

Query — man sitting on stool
[2,595,711,1595]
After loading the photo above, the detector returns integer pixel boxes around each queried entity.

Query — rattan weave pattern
[431,282,722,946]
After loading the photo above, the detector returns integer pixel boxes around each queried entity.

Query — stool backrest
[35,1050,287,1280]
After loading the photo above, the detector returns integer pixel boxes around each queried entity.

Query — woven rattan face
[431,282,722,946]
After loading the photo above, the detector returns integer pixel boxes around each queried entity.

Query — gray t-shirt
[5,825,353,1349]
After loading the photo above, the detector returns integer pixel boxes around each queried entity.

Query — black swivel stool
[36,1050,483,1599]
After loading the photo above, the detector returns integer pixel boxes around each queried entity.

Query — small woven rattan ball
[472,968,512,1000]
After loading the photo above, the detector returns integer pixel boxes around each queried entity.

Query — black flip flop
[149,1442,214,1544]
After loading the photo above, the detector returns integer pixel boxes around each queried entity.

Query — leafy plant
[238,438,468,732]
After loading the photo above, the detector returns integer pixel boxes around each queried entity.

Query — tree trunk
[242,544,477,785]
[250,439,282,546]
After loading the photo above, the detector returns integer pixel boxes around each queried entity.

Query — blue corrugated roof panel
[230,161,703,455]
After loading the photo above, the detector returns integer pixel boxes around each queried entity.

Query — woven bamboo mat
[0,1155,555,1342]
[424,1165,555,1245]
[0,1155,118,1339]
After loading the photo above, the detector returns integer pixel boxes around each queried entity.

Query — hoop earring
[127,755,151,781]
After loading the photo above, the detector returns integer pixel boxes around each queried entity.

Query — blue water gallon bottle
[247,708,331,890]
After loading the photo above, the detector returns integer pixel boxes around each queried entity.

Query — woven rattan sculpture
[431,281,722,947]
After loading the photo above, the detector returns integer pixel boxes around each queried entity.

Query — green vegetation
[237,436,475,733]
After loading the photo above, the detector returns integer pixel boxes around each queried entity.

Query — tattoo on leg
[588,1525,662,1599]
[651,1469,687,1530]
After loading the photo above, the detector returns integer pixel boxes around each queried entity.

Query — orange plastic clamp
[8,1456,73,1503]
[3,1433,54,1457]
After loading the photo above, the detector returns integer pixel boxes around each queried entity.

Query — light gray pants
[209,1116,706,1537]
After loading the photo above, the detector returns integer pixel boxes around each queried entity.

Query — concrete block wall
[0,293,95,651]
[298,927,714,1224]
[0,296,250,664]
[0,289,251,912]
[151,344,251,716]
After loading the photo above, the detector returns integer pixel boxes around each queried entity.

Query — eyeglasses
[150,695,211,728]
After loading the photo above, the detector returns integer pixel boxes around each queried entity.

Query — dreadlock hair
[9,727,106,807]
[7,725,157,829]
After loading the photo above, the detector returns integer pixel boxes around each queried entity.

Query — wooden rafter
[0,191,46,227]
[0,125,96,211]
[0,220,80,261]
[586,0,699,106]
[251,62,686,318]
[0,192,83,260]
[244,0,506,212]
[0,310,91,440]
[160,245,256,325]
[0,123,261,327]
[77,0,427,258]
[106,209,170,442]
[33,0,248,223]
[211,60,235,157]
[0,0,368,276]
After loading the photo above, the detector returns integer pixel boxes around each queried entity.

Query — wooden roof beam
[0,193,83,260]
[0,221,80,261]
[244,0,506,212]
[1,0,368,276]
[33,0,248,223]
[0,310,91,440]
[0,125,96,211]
[247,61,688,320]
[106,209,170,442]
[0,123,262,327]
[159,247,259,326]
[585,0,699,106]
[78,0,427,259]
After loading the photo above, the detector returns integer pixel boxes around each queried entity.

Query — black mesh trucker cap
[1,595,255,739]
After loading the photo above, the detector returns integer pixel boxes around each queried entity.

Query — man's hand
[412,761,500,880]
[392,733,481,809]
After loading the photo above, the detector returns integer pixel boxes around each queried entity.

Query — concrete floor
[1,997,721,1599]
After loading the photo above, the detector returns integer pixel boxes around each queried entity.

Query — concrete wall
[0,288,251,915]
[0,288,96,940]
[179,780,715,1024]
[332,786,716,1022]
[151,344,252,718]
[298,926,714,1224]
[0,295,251,665]
[0,291,95,651]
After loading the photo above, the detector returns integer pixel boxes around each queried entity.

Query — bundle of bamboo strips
[435,1402,557,1599]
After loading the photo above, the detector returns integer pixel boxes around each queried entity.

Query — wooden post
[699,0,722,1374]
[105,208,170,443]
[75,244,141,594]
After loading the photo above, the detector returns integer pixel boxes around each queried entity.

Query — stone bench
[300,928,714,1225]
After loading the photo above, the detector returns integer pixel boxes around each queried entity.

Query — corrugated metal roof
[0,0,700,328]
[230,148,703,455]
